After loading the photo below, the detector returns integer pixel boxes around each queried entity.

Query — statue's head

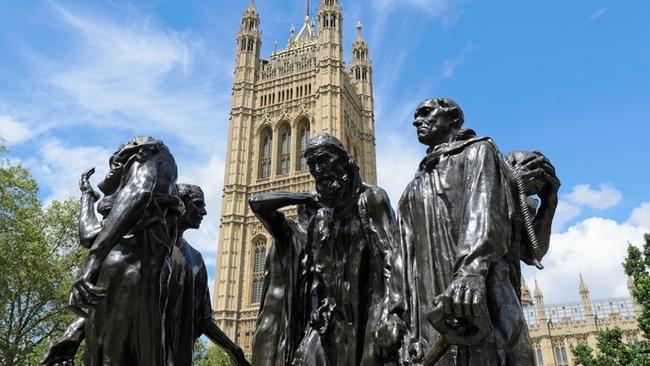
[304,132,361,207]
[413,97,464,147]
[98,136,165,195]
[177,183,206,230]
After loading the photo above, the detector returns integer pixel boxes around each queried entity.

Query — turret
[534,280,547,322]
[235,0,261,84]
[351,22,371,83]
[520,277,533,307]
[317,0,343,62]
[579,272,594,318]
[350,21,373,115]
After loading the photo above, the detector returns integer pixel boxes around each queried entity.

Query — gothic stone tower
[212,0,377,354]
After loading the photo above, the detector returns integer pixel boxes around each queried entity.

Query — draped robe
[397,135,534,365]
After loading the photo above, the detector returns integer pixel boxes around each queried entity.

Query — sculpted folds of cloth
[398,98,559,365]
[250,133,407,366]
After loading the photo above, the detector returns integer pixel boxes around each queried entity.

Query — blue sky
[1,0,649,305]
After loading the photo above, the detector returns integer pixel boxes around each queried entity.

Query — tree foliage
[573,234,650,365]
[0,145,83,365]
[194,339,233,366]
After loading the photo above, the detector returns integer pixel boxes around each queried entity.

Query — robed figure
[250,133,407,366]
[398,98,559,365]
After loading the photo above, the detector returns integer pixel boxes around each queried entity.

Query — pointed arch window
[278,124,291,175]
[259,127,272,179]
[297,120,311,171]
[251,237,267,304]
[555,345,568,366]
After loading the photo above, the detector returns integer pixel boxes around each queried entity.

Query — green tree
[0,144,83,365]
[194,339,233,366]
[573,233,650,365]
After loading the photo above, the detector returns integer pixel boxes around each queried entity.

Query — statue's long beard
[317,174,350,207]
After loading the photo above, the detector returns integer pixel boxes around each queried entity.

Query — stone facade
[212,0,376,354]
[521,276,641,366]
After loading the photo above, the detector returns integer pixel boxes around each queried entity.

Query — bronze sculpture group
[42,98,559,366]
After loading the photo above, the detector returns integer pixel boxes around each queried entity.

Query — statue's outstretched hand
[40,334,80,366]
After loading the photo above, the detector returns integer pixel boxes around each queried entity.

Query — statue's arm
[201,321,250,366]
[361,186,405,312]
[454,142,512,278]
[40,317,86,365]
[79,191,101,249]
[506,150,560,264]
[361,186,410,359]
[78,168,101,248]
[195,258,250,366]
[523,189,558,261]
[438,142,513,319]
[79,157,158,283]
[249,191,316,237]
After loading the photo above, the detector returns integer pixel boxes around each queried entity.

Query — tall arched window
[296,120,310,171]
[555,345,568,366]
[278,124,291,175]
[259,127,272,179]
[251,237,267,304]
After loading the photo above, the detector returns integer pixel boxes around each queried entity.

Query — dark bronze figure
[164,183,249,366]
[41,137,246,365]
[398,98,559,365]
[248,193,315,366]
[71,136,182,365]
[249,133,407,366]
[42,160,247,365]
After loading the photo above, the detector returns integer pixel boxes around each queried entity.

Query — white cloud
[524,201,650,304]
[590,7,607,22]
[442,42,475,79]
[26,138,111,204]
[370,0,462,26]
[564,183,622,210]
[16,2,232,152]
[552,200,582,231]
[375,133,424,206]
[0,115,34,144]
[628,202,650,227]
[178,153,226,258]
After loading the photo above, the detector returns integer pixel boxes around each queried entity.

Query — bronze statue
[164,183,249,366]
[397,98,559,365]
[249,133,406,366]
[71,136,182,365]
[248,193,315,366]
[44,137,246,366]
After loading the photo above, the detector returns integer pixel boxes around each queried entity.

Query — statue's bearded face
[306,148,350,207]
[180,194,207,229]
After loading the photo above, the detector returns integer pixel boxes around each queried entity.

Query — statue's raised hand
[79,167,100,201]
